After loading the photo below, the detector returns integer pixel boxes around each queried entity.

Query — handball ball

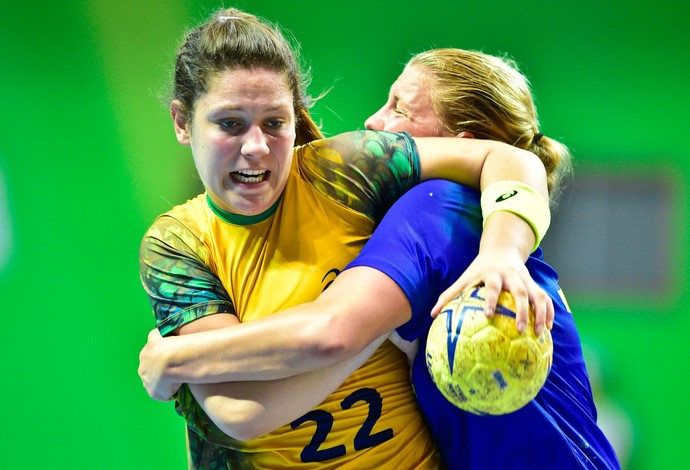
[426,286,553,415]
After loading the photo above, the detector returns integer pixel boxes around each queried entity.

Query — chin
[237,196,278,216]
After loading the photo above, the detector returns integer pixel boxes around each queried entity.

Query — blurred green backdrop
[1,0,687,468]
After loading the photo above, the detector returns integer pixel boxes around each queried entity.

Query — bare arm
[413,136,548,201]
[175,304,389,440]
[139,267,411,401]
[192,332,388,441]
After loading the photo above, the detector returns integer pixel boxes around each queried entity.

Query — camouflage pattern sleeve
[139,215,235,336]
[296,130,421,222]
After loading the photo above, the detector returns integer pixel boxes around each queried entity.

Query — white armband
[480,180,551,252]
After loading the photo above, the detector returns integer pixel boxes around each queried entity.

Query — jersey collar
[206,194,281,225]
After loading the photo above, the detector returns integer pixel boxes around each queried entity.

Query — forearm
[165,306,356,383]
[414,137,547,199]
[480,211,535,262]
[479,145,549,260]
[193,335,388,441]
[164,267,410,384]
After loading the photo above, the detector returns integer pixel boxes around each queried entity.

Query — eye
[265,119,285,129]
[392,100,408,116]
[219,119,242,130]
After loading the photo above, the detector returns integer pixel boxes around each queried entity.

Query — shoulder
[293,131,420,221]
[297,130,416,163]
[141,194,211,261]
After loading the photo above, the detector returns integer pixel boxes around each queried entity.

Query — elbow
[486,144,549,195]
[211,403,273,442]
[293,309,364,363]
[520,147,549,187]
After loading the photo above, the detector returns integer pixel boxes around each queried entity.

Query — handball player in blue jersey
[139,46,619,469]
[349,48,618,468]
[348,179,619,469]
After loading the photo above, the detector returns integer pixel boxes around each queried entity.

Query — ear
[456,130,475,139]
[171,100,191,146]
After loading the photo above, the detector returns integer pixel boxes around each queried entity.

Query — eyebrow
[210,103,292,114]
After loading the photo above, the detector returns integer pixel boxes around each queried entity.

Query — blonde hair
[409,48,572,205]
[171,8,323,145]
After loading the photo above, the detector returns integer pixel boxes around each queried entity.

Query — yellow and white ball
[426,286,553,415]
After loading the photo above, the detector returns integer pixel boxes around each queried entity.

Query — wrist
[164,334,195,382]
[480,211,534,262]
[480,180,550,252]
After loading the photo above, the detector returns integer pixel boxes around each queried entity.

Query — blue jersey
[346,180,620,469]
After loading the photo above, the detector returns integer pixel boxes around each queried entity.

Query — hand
[430,250,554,336]
[138,328,182,401]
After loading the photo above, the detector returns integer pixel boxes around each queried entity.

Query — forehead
[203,67,294,109]
[391,65,434,109]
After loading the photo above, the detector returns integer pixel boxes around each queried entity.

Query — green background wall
[1,0,687,468]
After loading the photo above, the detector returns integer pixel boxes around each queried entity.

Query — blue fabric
[347,180,620,469]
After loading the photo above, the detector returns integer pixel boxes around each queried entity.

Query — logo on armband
[496,190,518,202]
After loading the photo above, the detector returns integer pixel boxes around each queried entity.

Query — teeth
[233,170,267,183]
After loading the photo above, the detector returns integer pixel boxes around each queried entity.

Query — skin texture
[172,68,297,216]
[365,65,450,137]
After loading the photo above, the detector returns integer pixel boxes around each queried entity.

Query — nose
[364,108,385,131]
[241,125,270,158]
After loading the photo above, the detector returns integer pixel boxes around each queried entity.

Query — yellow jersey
[140,131,440,469]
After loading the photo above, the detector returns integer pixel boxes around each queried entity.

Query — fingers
[139,328,178,402]
[505,283,530,334]
[528,284,555,336]
[430,256,554,337]
[505,275,554,336]
[431,277,470,318]
[481,274,504,318]
[546,298,554,330]
[148,328,163,341]
[474,268,531,330]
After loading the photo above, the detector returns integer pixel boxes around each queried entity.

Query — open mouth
[231,170,269,184]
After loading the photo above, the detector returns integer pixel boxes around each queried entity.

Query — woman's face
[174,67,297,215]
[365,64,450,137]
